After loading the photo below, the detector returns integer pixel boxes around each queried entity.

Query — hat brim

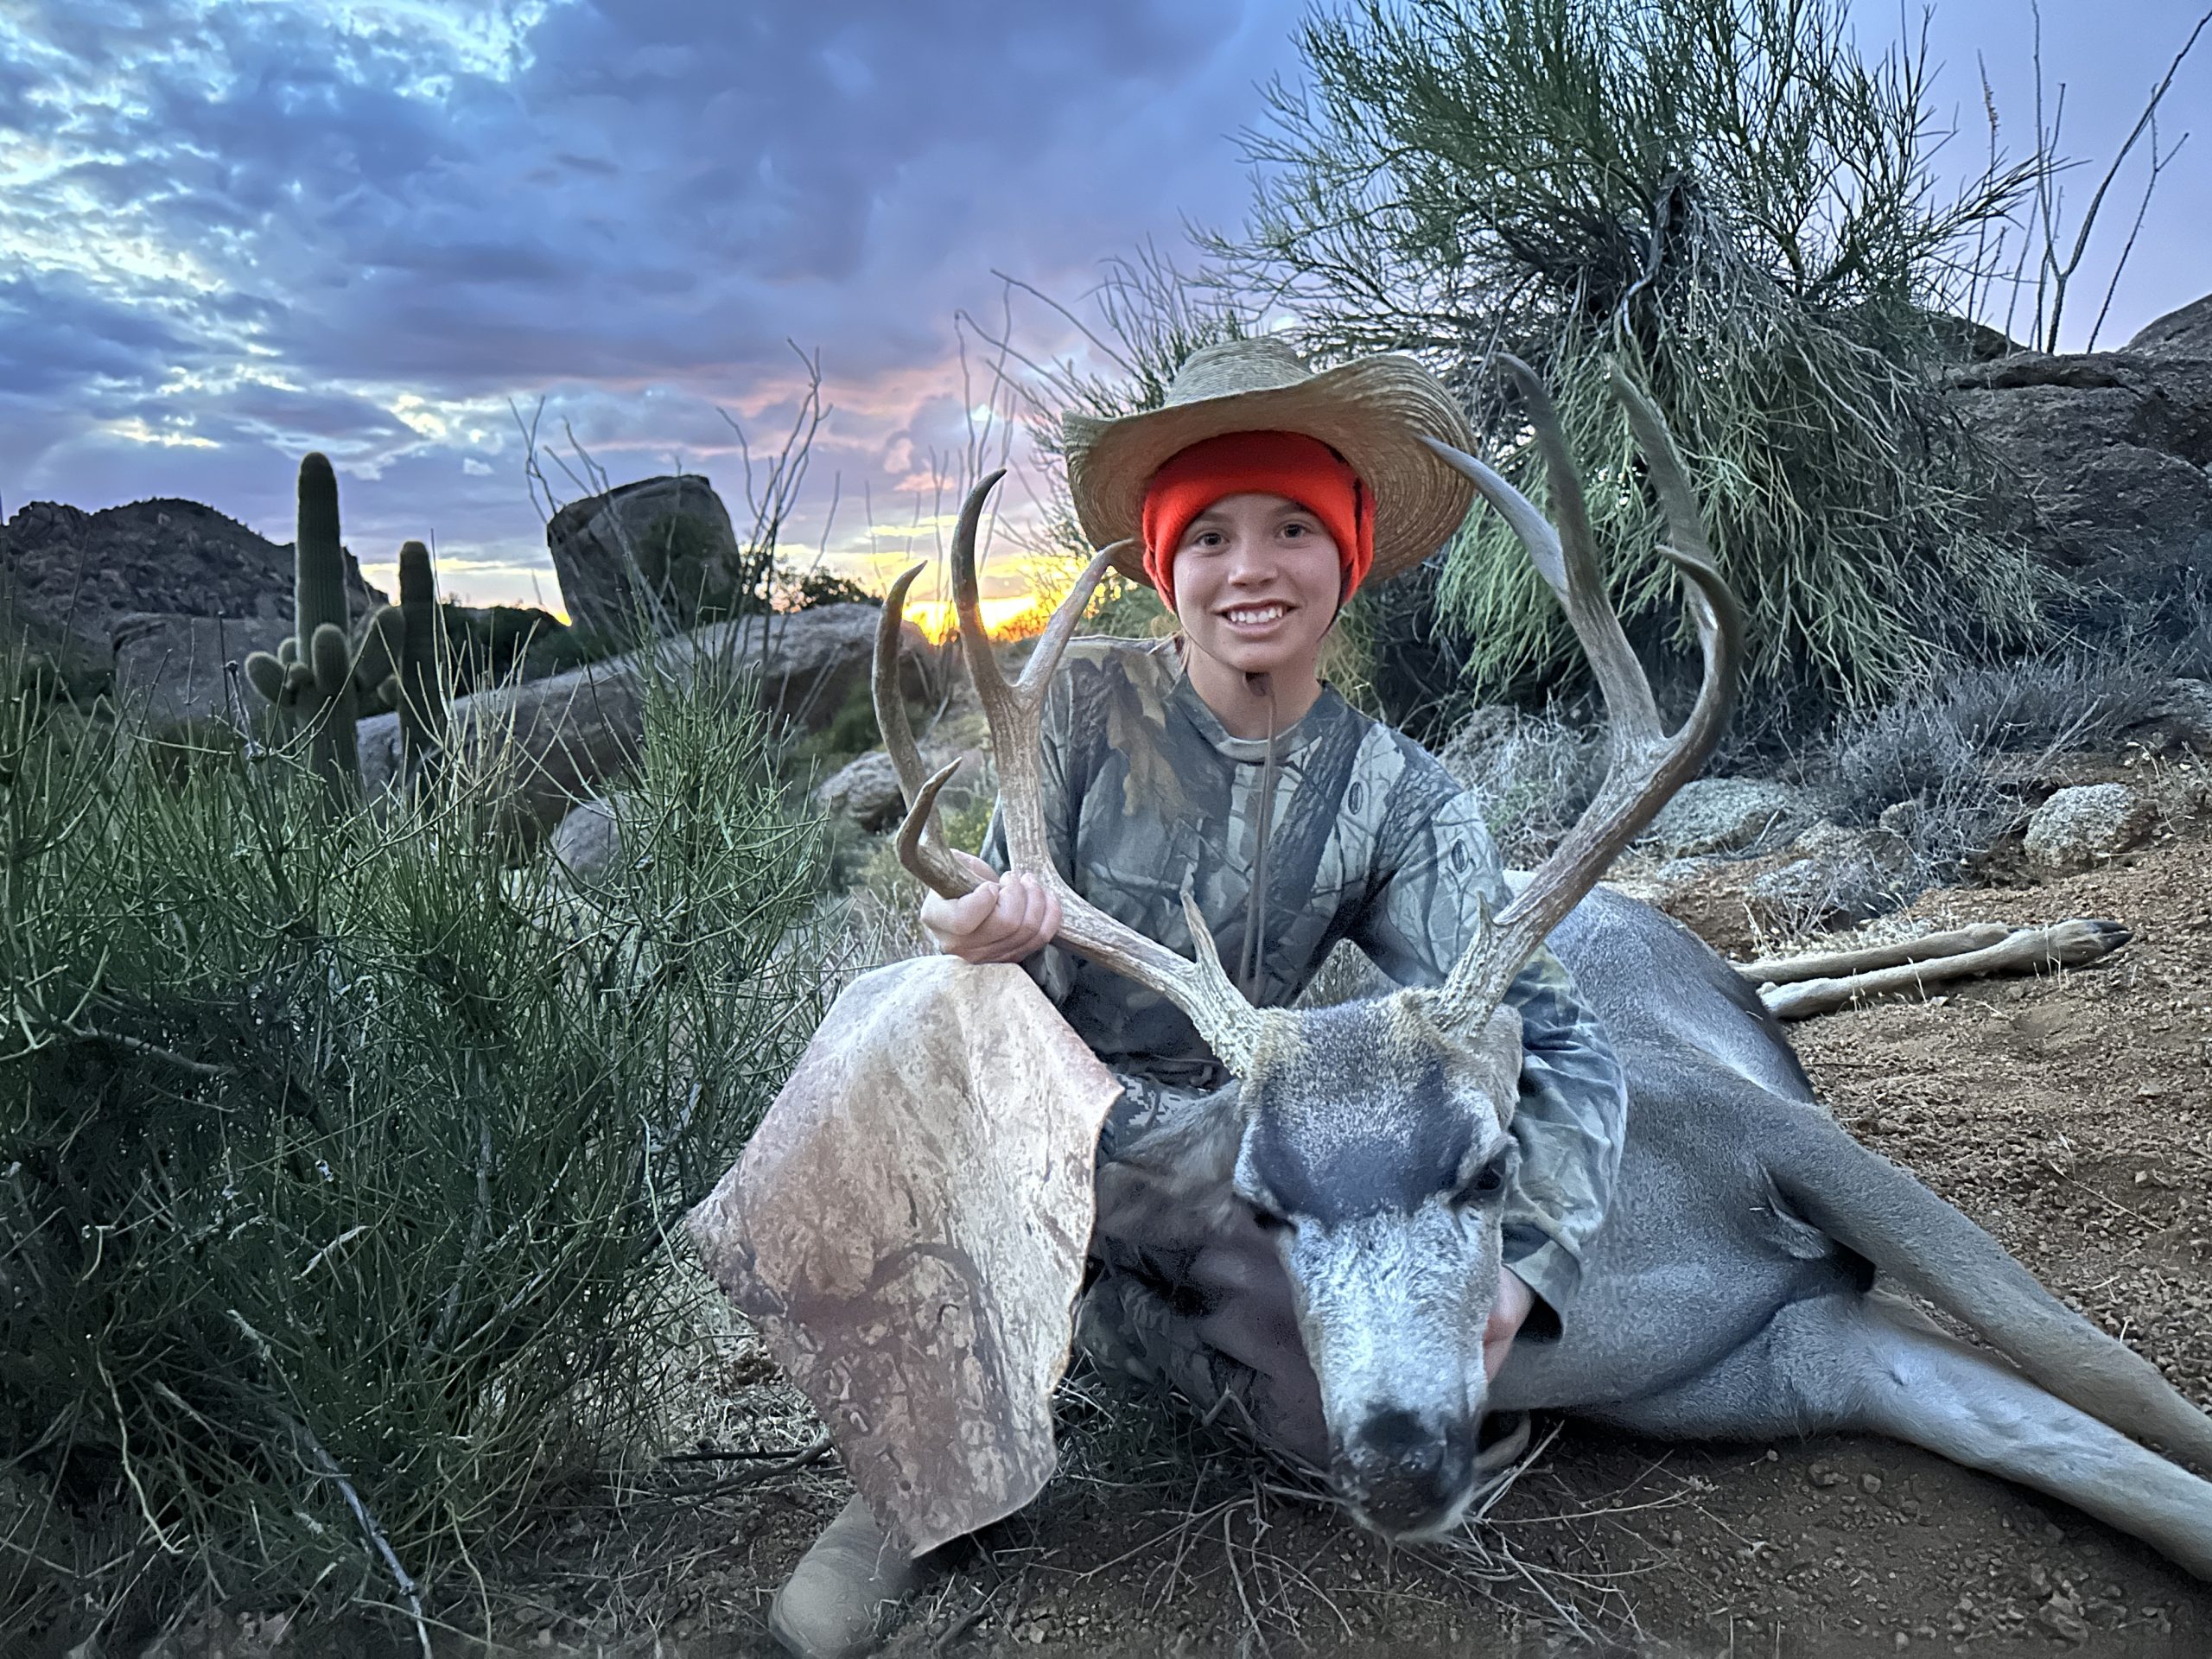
[1062,353,1478,589]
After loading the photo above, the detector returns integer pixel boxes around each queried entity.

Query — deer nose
[1338,1408,1477,1536]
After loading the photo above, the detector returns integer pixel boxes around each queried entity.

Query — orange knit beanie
[1138,430,1374,613]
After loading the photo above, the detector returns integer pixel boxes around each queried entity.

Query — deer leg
[1738,924,2012,986]
[1594,1292,2212,1580]
[1847,1298,2212,1580]
[1755,918,2131,1020]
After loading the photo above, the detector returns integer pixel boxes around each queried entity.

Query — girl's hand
[1483,1268,1535,1381]
[919,850,1064,964]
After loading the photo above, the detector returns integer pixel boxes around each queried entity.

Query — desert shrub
[0,653,830,1648]
[1212,0,2056,711]
[1935,655,2172,754]
[1437,706,1607,866]
[1819,652,2182,882]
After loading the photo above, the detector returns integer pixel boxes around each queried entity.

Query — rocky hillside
[0,496,386,675]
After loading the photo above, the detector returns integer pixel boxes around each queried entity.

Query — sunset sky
[5,1,2209,620]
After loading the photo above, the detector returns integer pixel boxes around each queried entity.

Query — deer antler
[1419,357,1745,1035]
[871,471,1270,1073]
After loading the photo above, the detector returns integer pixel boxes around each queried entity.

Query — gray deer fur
[1087,883,2212,1578]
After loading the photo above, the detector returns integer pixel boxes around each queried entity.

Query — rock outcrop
[111,612,295,728]
[815,751,907,833]
[1947,293,2212,631]
[0,498,385,666]
[545,474,747,639]
[1638,777,1816,858]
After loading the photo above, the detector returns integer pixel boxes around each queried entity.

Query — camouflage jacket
[981,637,1628,1328]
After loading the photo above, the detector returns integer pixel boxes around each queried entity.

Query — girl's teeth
[1230,607,1283,624]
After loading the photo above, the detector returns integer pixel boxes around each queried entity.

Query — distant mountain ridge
[0,496,387,671]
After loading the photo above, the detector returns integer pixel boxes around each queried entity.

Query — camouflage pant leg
[1075,1272,1279,1446]
[1076,1067,1329,1471]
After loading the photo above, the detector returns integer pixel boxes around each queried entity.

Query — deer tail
[1767,1104,2212,1477]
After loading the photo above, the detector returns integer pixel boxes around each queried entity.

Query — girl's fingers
[946,882,1001,936]
[1014,873,1048,938]
[923,865,1063,963]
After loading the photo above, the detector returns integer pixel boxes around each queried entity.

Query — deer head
[872,358,1743,1539]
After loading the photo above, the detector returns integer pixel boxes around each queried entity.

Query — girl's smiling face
[1171,492,1344,683]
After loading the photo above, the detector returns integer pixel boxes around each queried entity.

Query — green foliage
[0,652,830,1644]
[776,566,878,611]
[1216,0,2057,710]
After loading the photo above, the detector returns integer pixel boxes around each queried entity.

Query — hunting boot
[767,1494,922,1658]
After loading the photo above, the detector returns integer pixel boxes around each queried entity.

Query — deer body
[1078,877,2212,1573]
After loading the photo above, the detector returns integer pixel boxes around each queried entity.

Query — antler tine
[872,561,967,899]
[891,472,1267,1074]
[1423,359,1745,1034]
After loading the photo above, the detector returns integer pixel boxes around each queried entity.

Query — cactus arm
[244,651,288,706]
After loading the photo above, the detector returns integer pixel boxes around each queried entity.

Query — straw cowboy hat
[1062,337,1479,589]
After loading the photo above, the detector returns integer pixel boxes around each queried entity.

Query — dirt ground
[194,830,2210,1659]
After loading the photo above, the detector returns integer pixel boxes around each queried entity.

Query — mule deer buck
[870,360,2212,1579]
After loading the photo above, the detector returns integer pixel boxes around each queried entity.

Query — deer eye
[1250,1205,1293,1235]
[1454,1153,1511,1208]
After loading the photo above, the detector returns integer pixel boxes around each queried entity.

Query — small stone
[2037,1599,2091,1644]
[1861,1472,1885,1494]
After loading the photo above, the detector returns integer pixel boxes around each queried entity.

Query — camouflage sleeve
[1354,790,1628,1336]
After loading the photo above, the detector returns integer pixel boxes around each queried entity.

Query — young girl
[763,339,1627,1658]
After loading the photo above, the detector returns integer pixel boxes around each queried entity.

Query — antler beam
[1421,357,1746,1033]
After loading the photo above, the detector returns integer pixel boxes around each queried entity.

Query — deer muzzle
[1334,1406,1484,1538]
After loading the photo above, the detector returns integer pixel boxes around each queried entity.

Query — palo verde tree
[1212,0,2059,713]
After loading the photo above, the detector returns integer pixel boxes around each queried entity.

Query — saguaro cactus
[242,453,361,803]
[392,541,446,792]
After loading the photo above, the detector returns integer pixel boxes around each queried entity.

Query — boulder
[359,606,925,843]
[2023,783,2158,874]
[547,797,626,884]
[1618,823,1914,956]
[1945,292,2212,630]
[110,611,292,728]
[815,750,907,832]
[0,497,385,665]
[545,474,747,639]
[2114,677,2212,756]
[1638,777,1815,858]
